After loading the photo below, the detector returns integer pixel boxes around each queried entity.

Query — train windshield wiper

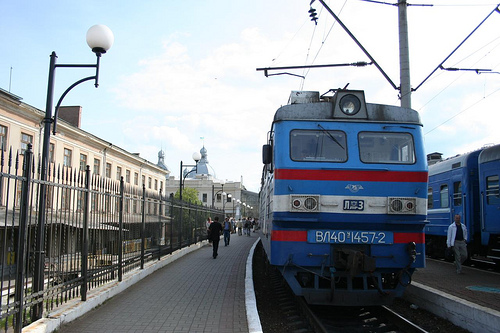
[317,124,345,150]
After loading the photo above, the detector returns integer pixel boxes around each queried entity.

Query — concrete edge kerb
[404,281,500,333]
[246,238,263,333]
[23,242,209,333]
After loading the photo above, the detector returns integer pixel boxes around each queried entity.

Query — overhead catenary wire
[413,2,500,92]
[424,87,500,135]
[301,0,348,87]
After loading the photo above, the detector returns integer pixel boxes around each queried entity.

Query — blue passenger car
[478,145,500,263]
[426,150,482,258]
[426,144,500,265]
[259,90,427,306]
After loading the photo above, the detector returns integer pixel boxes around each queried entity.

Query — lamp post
[236,199,241,219]
[33,24,114,320]
[179,152,202,201]
[178,152,201,248]
[231,196,236,218]
[223,193,232,218]
[211,180,225,209]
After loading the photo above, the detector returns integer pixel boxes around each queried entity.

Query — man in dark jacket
[208,216,223,259]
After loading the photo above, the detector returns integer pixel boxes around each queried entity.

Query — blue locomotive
[426,144,500,265]
[259,90,427,306]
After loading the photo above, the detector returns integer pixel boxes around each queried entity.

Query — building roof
[157,149,169,171]
[185,146,216,179]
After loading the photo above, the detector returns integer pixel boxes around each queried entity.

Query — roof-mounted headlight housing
[340,94,361,116]
[332,90,368,119]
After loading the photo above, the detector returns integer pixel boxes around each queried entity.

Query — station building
[164,145,258,219]
[0,87,258,218]
[0,87,169,208]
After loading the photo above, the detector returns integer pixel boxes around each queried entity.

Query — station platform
[27,234,262,333]
[24,235,500,333]
[405,258,500,333]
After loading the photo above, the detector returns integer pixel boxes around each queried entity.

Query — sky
[1,0,499,192]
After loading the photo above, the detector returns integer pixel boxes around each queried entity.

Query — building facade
[0,87,258,219]
[0,87,169,208]
[164,146,258,219]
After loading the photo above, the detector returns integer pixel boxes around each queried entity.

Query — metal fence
[0,145,221,332]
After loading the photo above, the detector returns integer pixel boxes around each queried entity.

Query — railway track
[299,298,428,333]
[253,241,429,333]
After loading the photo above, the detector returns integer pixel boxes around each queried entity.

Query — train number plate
[343,200,364,211]
[308,230,393,244]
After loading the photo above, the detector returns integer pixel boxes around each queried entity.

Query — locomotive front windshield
[290,130,416,164]
[290,129,347,162]
[359,132,415,164]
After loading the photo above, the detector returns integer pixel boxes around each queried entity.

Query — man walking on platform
[209,216,223,259]
[223,217,232,246]
[446,214,468,274]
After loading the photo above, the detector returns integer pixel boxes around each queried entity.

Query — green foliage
[174,187,202,205]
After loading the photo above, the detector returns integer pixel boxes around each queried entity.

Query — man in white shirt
[446,214,468,274]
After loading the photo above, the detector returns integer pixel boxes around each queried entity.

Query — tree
[174,187,202,205]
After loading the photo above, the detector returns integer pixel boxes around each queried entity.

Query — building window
[202,193,207,203]
[154,179,158,190]
[148,177,152,189]
[117,166,122,181]
[134,172,139,185]
[0,125,7,151]
[160,181,163,192]
[106,163,111,178]
[63,148,72,167]
[80,154,87,171]
[126,170,131,183]
[20,132,33,154]
[142,175,146,187]
[62,188,71,210]
[49,143,55,163]
[93,158,100,175]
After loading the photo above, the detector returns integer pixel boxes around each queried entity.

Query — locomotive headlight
[388,197,416,214]
[339,94,361,116]
[293,199,302,209]
[291,195,319,212]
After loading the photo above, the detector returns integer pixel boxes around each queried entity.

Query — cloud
[111,28,291,192]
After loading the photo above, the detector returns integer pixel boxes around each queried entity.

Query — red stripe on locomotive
[275,169,428,183]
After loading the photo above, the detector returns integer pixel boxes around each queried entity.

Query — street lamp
[33,24,114,320]
[211,180,225,209]
[231,196,237,218]
[178,152,201,249]
[179,151,202,201]
[236,199,241,219]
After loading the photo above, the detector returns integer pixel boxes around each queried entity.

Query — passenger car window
[290,129,347,162]
[427,187,433,209]
[486,175,500,205]
[440,185,449,208]
[453,181,462,206]
[359,132,415,164]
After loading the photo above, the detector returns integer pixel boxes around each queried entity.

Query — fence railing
[0,145,222,332]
